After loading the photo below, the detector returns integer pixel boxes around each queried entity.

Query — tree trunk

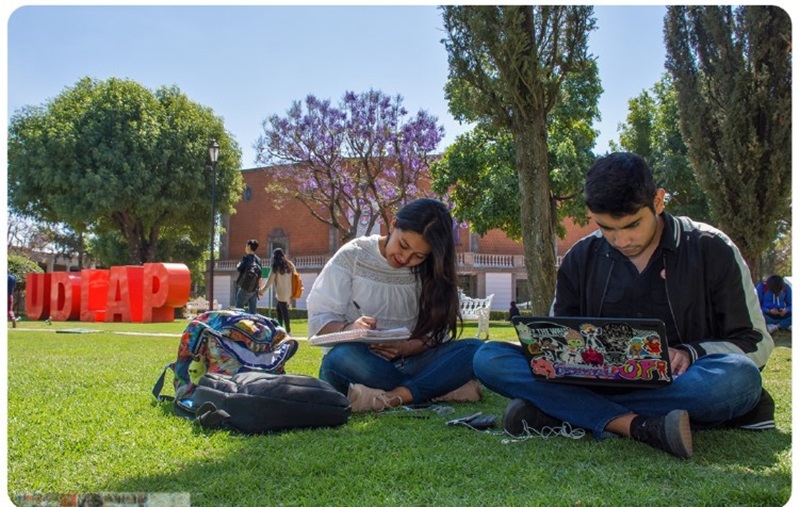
[742,250,761,285]
[143,225,159,264]
[515,117,556,315]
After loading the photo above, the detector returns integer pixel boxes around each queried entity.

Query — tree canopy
[8,77,243,265]
[254,90,444,243]
[613,74,712,223]
[431,59,600,241]
[665,6,791,278]
[440,5,595,313]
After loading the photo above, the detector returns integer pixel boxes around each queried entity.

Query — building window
[458,275,477,298]
[268,228,289,259]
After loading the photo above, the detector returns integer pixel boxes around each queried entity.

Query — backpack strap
[152,362,176,402]
[194,401,232,430]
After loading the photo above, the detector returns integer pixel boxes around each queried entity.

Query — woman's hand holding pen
[351,301,376,330]
[350,315,377,330]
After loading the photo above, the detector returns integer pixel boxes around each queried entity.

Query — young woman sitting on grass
[306,198,483,412]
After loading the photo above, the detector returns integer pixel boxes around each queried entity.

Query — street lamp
[207,140,220,312]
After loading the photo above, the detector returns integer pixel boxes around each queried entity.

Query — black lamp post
[207,140,220,312]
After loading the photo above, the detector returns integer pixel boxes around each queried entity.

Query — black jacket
[553,213,773,369]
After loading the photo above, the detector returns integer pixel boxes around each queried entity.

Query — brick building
[214,166,596,311]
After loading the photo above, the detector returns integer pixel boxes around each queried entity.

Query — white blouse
[307,234,421,337]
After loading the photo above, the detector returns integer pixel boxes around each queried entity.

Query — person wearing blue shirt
[8,273,18,328]
[756,275,791,333]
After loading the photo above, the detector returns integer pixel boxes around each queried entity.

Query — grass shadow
[772,329,792,348]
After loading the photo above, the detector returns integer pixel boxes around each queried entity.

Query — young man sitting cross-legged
[474,152,775,458]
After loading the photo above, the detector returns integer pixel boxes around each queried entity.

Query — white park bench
[185,296,222,317]
[459,292,494,339]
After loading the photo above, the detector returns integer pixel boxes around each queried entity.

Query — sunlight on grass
[6,320,792,506]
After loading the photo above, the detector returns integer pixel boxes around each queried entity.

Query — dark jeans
[764,313,791,330]
[276,301,291,333]
[235,288,258,315]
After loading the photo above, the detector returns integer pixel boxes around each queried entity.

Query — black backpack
[153,310,351,434]
[185,372,351,433]
[237,259,261,292]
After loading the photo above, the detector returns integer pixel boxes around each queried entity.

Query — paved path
[8,327,310,339]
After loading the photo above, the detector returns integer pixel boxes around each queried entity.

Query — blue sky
[6,4,672,169]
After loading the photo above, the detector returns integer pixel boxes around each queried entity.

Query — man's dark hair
[246,239,259,252]
[584,152,658,217]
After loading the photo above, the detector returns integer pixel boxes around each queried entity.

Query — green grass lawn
[6,320,792,506]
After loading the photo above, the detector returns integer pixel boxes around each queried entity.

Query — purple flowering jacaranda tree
[254,89,445,243]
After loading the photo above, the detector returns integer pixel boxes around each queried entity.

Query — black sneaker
[502,398,563,436]
[629,409,692,458]
[727,388,776,431]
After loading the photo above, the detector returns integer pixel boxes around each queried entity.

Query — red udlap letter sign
[26,263,191,323]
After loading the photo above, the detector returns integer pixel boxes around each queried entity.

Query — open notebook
[309,327,411,346]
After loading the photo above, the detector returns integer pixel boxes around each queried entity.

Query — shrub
[8,253,44,286]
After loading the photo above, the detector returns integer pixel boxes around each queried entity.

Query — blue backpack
[153,310,298,403]
[153,310,350,433]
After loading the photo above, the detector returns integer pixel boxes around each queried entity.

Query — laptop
[512,316,673,389]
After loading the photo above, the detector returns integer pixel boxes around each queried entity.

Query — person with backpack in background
[235,239,262,315]
[259,248,297,334]
[756,275,792,333]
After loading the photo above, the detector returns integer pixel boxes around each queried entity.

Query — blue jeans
[764,313,791,329]
[319,338,484,402]
[473,341,762,441]
[235,288,258,314]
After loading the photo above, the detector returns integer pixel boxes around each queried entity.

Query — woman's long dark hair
[271,248,290,274]
[765,275,786,295]
[394,198,462,343]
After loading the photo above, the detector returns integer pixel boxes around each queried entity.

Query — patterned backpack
[153,310,298,403]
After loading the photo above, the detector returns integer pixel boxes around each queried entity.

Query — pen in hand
[352,301,376,329]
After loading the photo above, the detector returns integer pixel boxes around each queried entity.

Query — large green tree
[440,6,595,313]
[665,6,791,278]
[613,74,712,223]
[8,77,243,265]
[431,61,600,241]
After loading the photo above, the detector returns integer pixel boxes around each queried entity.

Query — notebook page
[309,327,411,346]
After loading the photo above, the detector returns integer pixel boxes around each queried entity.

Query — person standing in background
[235,239,262,314]
[8,273,17,328]
[259,248,297,334]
